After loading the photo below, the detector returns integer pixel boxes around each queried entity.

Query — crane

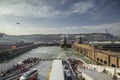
[0,33,4,38]
[105,28,109,34]
[105,28,115,43]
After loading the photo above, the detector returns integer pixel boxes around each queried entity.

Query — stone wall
[72,42,120,68]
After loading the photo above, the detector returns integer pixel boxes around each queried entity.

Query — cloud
[70,1,95,14]
[0,21,120,35]
[0,0,58,18]
[0,0,96,18]
[0,0,119,18]
[0,0,120,35]
[0,0,119,19]
[61,23,120,35]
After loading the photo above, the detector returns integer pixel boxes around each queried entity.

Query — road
[33,61,52,80]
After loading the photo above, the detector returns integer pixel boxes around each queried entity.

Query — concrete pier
[0,43,59,61]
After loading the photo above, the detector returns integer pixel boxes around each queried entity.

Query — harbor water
[0,46,96,72]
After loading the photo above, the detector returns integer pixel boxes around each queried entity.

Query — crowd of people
[23,58,39,65]
[0,63,24,78]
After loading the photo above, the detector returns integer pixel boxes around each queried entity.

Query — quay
[72,42,120,68]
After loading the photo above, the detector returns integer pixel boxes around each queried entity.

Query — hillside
[0,33,119,44]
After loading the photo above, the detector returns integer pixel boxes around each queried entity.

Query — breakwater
[0,43,59,61]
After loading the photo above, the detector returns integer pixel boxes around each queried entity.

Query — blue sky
[0,0,120,35]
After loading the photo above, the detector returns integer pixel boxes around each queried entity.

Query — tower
[76,35,83,44]
[60,35,69,48]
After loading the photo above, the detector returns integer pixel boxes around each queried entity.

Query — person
[30,76,37,80]
[77,71,82,79]
[82,77,85,80]
[0,72,2,78]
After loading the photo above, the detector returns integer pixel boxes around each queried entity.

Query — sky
[0,0,120,35]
